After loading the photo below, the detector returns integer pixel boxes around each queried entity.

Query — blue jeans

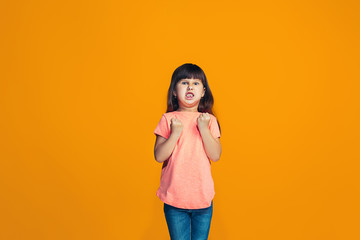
[163,201,213,240]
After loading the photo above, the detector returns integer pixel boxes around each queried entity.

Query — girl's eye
[194,82,199,85]
[181,82,188,85]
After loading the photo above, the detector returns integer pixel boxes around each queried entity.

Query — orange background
[1,0,359,239]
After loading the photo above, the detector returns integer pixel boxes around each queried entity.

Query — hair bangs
[175,66,206,84]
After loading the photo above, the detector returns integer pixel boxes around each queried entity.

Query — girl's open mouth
[185,93,194,99]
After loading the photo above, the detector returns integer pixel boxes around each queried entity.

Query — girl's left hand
[197,112,211,130]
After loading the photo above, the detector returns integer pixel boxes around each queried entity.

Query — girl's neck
[176,106,199,112]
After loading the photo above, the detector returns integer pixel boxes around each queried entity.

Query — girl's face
[173,78,206,111]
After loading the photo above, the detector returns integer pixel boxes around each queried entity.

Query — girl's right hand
[170,117,183,136]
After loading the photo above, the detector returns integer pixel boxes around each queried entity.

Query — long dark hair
[166,63,221,134]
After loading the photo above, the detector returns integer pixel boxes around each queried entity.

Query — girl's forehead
[180,78,202,81]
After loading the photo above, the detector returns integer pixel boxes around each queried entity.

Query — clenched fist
[170,117,183,136]
[197,112,211,130]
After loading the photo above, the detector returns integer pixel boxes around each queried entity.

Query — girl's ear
[202,88,206,97]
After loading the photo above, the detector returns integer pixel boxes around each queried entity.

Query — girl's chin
[178,100,200,108]
[180,98,198,103]
[182,97,199,102]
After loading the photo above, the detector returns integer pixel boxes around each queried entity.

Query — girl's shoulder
[162,112,174,119]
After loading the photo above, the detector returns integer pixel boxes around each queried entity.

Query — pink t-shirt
[154,111,221,209]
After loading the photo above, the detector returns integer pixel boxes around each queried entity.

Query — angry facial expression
[173,78,206,111]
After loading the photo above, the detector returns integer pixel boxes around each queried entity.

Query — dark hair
[166,63,221,134]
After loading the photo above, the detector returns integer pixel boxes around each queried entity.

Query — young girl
[153,63,222,240]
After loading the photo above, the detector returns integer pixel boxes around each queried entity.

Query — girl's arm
[197,113,222,162]
[154,117,183,163]
[154,132,181,163]
[198,127,222,162]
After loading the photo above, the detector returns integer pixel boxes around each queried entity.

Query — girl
[153,63,222,240]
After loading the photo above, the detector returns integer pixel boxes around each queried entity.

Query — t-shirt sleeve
[210,115,221,138]
[154,114,170,139]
